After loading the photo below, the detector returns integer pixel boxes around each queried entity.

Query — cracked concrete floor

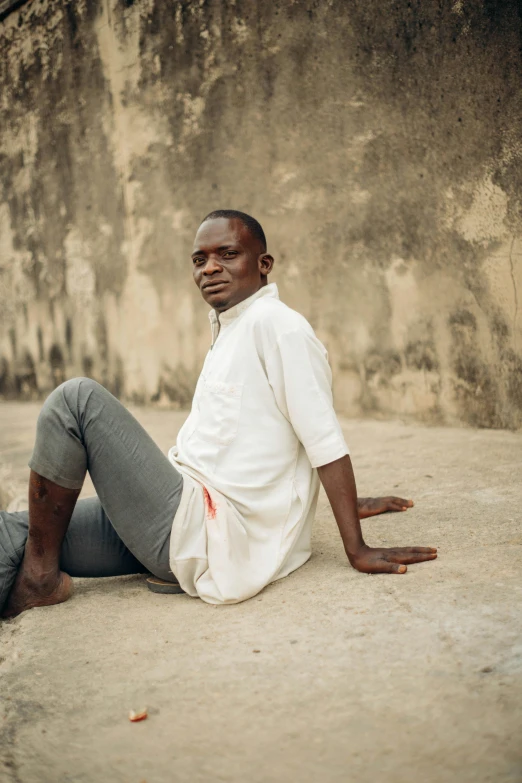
[0,402,521,783]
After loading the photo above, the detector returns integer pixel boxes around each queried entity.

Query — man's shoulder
[251,294,313,336]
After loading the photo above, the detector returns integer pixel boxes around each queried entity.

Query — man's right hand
[317,455,438,575]
[349,544,438,574]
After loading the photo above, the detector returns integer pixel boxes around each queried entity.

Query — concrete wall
[1,0,521,428]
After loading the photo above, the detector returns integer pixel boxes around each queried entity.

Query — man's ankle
[21,550,60,582]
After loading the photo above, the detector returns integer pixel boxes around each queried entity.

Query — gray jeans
[0,378,184,613]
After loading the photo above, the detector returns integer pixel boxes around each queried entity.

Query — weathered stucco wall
[1,0,521,427]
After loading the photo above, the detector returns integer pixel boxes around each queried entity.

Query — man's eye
[223,251,237,258]
[193,258,204,265]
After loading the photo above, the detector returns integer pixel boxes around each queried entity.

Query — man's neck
[214,280,268,315]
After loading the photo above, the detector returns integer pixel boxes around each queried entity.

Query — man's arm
[317,455,437,574]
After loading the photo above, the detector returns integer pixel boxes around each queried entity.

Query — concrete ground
[0,402,521,783]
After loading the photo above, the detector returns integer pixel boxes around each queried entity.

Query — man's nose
[203,255,223,275]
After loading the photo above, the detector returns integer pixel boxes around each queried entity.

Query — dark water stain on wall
[0,0,129,398]
[0,0,521,426]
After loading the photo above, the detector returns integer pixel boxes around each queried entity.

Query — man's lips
[202,280,228,292]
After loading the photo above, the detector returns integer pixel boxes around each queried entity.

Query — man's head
[192,209,274,313]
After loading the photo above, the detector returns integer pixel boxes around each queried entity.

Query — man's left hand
[358,496,414,519]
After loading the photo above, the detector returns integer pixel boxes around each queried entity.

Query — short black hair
[201,209,267,251]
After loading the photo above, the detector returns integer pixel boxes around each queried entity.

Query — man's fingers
[386,501,405,512]
[387,551,438,565]
[388,497,414,508]
[396,546,437,553]
[352,545,437,575]
[362,560,408,574]
[385,497,414,512]
[382,562,407,574]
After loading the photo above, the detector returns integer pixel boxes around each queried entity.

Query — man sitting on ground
[0,210,437,617]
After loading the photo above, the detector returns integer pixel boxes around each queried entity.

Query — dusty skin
[0,403,521,783]
[1,472,79,619]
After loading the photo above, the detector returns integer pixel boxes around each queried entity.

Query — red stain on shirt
[203,486,217,520]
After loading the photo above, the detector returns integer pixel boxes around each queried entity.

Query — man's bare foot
[1,567,73,619]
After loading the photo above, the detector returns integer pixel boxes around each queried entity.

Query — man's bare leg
[1,471,81,618]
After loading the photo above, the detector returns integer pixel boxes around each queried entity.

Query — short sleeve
[265,326,349,468]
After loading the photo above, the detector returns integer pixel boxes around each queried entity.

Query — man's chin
[202,290,231,311]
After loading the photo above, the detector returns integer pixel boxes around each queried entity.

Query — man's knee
[41,377,104,419]
[60,377,102,398]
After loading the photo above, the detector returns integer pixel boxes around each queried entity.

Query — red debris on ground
[129,708,148,722]
[203,486,217,519]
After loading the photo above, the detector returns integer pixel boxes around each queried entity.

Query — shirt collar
[208,282,279,332]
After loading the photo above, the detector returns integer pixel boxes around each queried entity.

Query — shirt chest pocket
[195,377,244,446]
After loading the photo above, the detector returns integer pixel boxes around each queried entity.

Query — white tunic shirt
[168,283,349,604]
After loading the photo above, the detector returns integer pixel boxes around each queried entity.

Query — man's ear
[259,254,274,277]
